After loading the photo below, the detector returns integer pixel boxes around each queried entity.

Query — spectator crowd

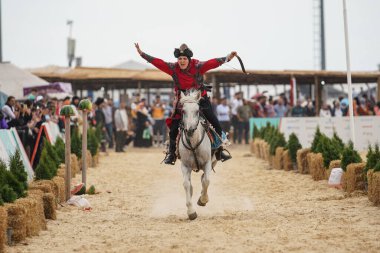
[1,89,380,157]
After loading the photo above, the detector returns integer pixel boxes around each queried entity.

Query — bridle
[180,101,206,172]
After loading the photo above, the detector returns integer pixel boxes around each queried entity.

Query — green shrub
[54,137,65,164]
[44,139,60,169]
[253,124,260,139]
[366,144,380,171]
[269,132,286,155]
[318,135,341,168]
[0,159,17,203]
[9,150,28,198]
[332,131,345,155]
[87,127,99,156]
[341,141,362,171]
[35,149,56,180]
[71,128,82,159]
[287,133,302,164]
[311,126,322,153]
[374,161,380,172]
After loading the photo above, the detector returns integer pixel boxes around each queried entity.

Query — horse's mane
[179,89,201,104]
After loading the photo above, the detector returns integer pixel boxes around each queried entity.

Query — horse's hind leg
[198,161,211,206]
[181,165,197,220]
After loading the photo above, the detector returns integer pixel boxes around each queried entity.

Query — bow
[235,55,248,75]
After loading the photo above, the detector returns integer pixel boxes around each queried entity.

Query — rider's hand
[135,43,142,55]
[227,51,237,62]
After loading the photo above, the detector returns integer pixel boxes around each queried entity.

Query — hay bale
[282,150,293,171]
[30,180,58,198]
[268,155,274,168]
[43,193,56,220]
[15,197,39,237]
[70,154,79,177]
[5,203,27,243]
[342,163,366,193]
[368,170,380,205]
[326,160,341,180]
[250,140,255,154]
[86,150,92,168]
[0,207,7,252]
[306,153,315,176]
[273,147,284,170]
[310,153,325,181]
[297,148,311,174]
[27,189,47,231]
[52,176,65,204]
[57,164,65,178]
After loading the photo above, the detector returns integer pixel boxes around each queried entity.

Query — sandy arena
[7,145,380,253]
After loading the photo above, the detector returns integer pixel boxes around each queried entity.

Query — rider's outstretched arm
[135,43,174,75]
[199,51,237,74]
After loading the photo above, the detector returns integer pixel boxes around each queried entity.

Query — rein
[180,113,207,173]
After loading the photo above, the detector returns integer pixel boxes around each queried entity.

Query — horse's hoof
[197,197,206,206]
[188,212,197,220]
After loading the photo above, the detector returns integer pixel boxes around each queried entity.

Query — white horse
[178,90,217,220]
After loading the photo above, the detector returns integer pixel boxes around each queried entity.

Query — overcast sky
[2,0,380,71]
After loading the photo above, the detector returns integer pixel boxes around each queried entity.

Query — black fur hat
[174,43,193,59]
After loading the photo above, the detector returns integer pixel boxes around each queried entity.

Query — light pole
[67,20,75,67]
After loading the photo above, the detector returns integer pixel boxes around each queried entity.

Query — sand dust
[7,145,380,253]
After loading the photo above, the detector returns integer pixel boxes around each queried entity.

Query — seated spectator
[374,102,380,116]
[357,97,371,116]
[304,99,315,117]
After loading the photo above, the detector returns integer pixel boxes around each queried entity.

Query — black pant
[169,97,222,141]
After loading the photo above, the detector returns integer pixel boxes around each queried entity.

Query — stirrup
[161,152,176,165]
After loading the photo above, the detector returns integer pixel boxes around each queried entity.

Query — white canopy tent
[0,62,48,99]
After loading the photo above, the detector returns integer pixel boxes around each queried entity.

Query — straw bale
[15,197,39,237]
[268,155,274,168]
[5,202,27,243]
[326,160,341,180]
[368,170,380,205]
[70,154,79,177]
[273,147,284,170]
[0,207,7,252]
[282,150,293,171]
[43,193,56,220]
[297,148,310,174]
[306,153,315,176]
[342,163,366,193]
[57,167,65,178]
[52,176,65,204]
[86,150,92,168]
[27,189,47,231]
[30,180,57,198]
[250,140,255,154]
[310,153,325,181]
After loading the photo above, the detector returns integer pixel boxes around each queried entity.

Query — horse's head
[180,90,202,137]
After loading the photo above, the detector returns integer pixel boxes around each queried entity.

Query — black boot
[215,147,232,162]
[163,139,177,165]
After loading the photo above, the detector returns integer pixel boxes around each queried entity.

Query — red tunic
[141,52,226,96]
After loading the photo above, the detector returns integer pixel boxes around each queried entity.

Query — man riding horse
[135,43,234,165]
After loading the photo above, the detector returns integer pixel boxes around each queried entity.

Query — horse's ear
[180,91,186,99]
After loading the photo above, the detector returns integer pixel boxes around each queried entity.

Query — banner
[0,129,34,182]
[279,116,380,152]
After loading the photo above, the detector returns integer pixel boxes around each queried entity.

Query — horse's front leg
[198,160,211,206]
[181,164,197,220]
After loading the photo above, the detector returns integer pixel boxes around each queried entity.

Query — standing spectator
[102,99,114,149]
[211,97,219,115]
[131,93,141,130]
[331,100,343,117]
[1,96,18,127]
[257,95,267,118]
[374,102,380,116]
[95,98,107,152]
[237,99,252,144]
[274,97,288,117]
[304,98,316,117]
[114,102,129,152]
[265,96,276,117]
[357,97,371,116]
[319,102,332,117]
[216,97,231,135]
[134,101,152,147]
[291,99,305,117]
[151,95,165,147]
[230,92,243,144]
